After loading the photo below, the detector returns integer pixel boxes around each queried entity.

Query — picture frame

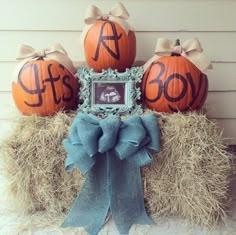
[76,67,143,117]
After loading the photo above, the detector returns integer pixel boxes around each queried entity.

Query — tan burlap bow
[143,38,213,74]
[80,2,133,43]
[13,43,76,81]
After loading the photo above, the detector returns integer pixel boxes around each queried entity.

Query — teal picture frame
[76,67,143,117]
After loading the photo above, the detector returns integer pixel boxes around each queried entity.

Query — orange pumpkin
[12,59,79,116]
[142,55,208,113]
[84,20,136,72]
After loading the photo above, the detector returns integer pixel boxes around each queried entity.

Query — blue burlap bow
[61,113,160,235]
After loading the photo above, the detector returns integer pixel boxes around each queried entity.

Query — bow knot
[34,49,46,58]
[173,45,182,55]
[143,38,212,73]
[101,13,109,20]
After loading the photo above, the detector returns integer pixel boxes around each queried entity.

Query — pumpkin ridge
[43,60,53,115]
[184,57,197,110]
[40,60,47,115]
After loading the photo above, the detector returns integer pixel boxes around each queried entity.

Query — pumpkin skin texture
[12,59,79,116]
[84,20,136,72]
[142,56,208,113]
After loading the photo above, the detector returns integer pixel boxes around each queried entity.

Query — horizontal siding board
[0,1,236,31]
[205,92,236,118]
[1,31,236,62]
[207,63,236,91]
[215,119,236,145]
[0,62,15,91]
[0,120,15,142]
[1,61,235,92]
[0,92,17,120]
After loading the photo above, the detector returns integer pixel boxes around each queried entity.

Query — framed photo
[77,67,143,117]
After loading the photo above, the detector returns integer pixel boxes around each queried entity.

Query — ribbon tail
[62,154,110,235]
[109,151,153,235]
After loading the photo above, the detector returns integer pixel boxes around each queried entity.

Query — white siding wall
[1,0,236,144]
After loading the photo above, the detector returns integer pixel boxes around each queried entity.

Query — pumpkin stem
[171,39,181,56]
[175,39,180,46]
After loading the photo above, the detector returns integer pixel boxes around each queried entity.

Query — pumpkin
[84,20,136,72]
[12,59,79,116]
[142,45,208,113]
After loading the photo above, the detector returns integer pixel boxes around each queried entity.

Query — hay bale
[0,112,83,215]
[0,111,233,228]
[142,111,233,227]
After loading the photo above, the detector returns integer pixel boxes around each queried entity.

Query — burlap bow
[62,113,160,235]
[80,2,134,43]
[143,38,213,74]
[13,43,76,81]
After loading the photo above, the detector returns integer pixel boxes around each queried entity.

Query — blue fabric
[61,113,160,235]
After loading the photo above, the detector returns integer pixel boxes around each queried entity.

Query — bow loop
[109,2,129,19]
[75,113,102,157]
[140,114,160,151]
[63,138,96,174]
[182,38,203,54]
[115,116,150,161]
[154,38,173,56]
[64,114,102,174]
[16,44,41,60]
[84,5,103,24]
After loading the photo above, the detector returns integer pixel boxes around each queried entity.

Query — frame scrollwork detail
[77,67,143,117]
